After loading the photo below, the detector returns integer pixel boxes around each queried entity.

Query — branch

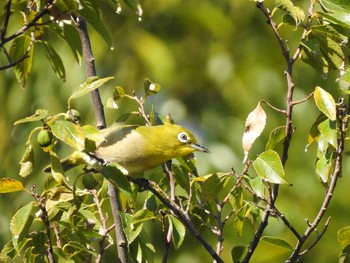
[285,98,349,262]
[74,16,128,263]
[129,177,224,263]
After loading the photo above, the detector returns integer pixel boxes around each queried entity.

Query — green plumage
[45,124,208,175]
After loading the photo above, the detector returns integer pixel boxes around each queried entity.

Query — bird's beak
[191,143,210,153]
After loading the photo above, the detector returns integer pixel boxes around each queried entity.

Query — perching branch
[74,16,128,263]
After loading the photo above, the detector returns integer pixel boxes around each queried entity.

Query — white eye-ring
[178,132,190,143]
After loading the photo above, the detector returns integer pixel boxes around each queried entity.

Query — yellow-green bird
[45,123,209,175]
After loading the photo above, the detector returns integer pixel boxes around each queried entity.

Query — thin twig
[261,100,287,114]
[291,92,314,106]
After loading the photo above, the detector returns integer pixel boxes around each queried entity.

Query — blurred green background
[1,0,349,262]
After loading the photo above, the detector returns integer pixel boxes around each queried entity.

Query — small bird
[45,123,209,175]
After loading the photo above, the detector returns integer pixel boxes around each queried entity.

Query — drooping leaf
[0,178,24,193]
[68,76,114,105]
[169,215,186,250]
[62,23,82,63]
[14,109,49,125]
[19,140,34,177]
[266,126,286,150]
[318,118,338,148]
[51,120,85,151]
[10,202,35,251]
[78,0,113,47]
[338,226,350,249]
[252,150,289,184]
[100,165,132,200]
[231,245,248,263]
[315,151,333,183]
[314,86,336,121]
[261,236,293,250]
[9,35,34,88]
[242,102,267,162]
[305,114,327,151]
[248,176,265,198]
[41,41,66,81]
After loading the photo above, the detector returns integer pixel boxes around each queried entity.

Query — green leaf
[314,86,337,121]
[169,215,186,250]
[78,0,113,47]
[100,165,132,200]
[68,76,114,105]
[132,209,157,225]
[123,0,143,17]
[248,176,265,198]
[265,126,286,150]
[339,245,350,263]
[118,212,143,244]
[301,39,327,73]
[276,0,305,25]
[51,120,85,151]
[0,178,24,193]
[315,151,333,183]
[10,202,35,251]
[62,24,82,63]
[231,245,248,263]
[19,140,34,177]
[252,150,289,184]
[306,114,327,150]
[9,35,33,88]
[14,109,49,125]
[41,41,66,81]
[318,118,338,149]
[200,173,226,202]
[338,226,350,249]
[261,236,293,250]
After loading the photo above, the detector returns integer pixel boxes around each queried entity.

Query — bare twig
[261,100,287,114]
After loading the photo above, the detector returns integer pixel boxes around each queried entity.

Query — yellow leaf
[0,178,24,193]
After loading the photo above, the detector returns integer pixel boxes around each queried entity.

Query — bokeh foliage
[2,0,350,262]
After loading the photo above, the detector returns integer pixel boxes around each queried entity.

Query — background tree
[1,0,350,262]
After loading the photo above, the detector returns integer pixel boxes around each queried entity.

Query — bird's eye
[178,132,189,143]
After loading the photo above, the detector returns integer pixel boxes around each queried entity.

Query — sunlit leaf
[261,236,293,250]
[14,109,49,125]
[9,35,33,88]
[0,178,24,193]
[338,226,350,249]
[266,126,286,150]
[200,173,226,202]
[19,141,34,177]
[276,0,305,25]
[314,86,336,121]
[10,202,35,251]
[242,102,267,162]
[318,119,337,149]
[68,76,114,105]
[315,151,333,183]
[132,209,157,225]
[169,215,186,250]
[305,114,327,151]
[248,176,265,198]
[252,150,289,184]
[51,120,85,151]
